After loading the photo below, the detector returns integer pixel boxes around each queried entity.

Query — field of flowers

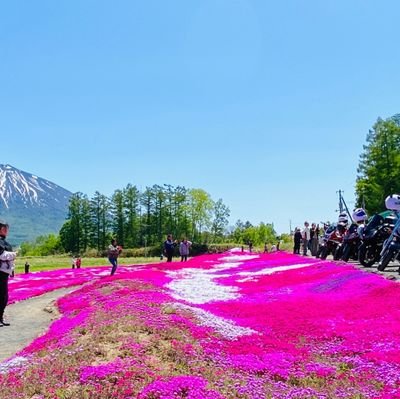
[1,250,400,399]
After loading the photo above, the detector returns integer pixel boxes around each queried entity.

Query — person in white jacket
[179,238,192,262]
[0,221,16,326]
[302,221,311,256]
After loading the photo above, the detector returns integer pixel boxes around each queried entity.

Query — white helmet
[352,208,367,222]
[338,212,348,223]
[385,194,400,211]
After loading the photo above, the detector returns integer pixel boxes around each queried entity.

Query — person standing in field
[302,221,311,256]
[24,261,30,274]
[310,223,319,256]
[164,234,177,262]
[0,221,16,326]
[179,238,192,262]
[248,241,253,252]
[293,228,302,254]
[108,239,121,275]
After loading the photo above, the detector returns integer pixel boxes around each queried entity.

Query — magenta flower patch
[2,250,400,398]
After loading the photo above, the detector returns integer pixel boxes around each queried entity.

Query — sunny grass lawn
[15,255,162,273]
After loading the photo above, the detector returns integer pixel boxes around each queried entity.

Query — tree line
[19,184,281,256]
[356,114,400,214]
[58,184,231,255]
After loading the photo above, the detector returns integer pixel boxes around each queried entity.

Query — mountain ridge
[0,164,72,245]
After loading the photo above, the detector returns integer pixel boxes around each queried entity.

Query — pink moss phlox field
[8,263,170,304]
[2,250,400,398]
[137,376,225,399]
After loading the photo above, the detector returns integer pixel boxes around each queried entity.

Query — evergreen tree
[140,187,154,247]
[90,191,110,251]
[356,115,400,214]
[111,189,125,245]
[60,192,88,254]
[123,184,141,248]
[80,196,92,253]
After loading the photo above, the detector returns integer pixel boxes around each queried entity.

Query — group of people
[163,234,192,262]
[106,234,192,277]
[293,221,320,256]
[71,256,81,269]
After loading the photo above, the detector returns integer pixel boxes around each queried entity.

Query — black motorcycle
[358,214,397,267]
[338,223,360,262]
[377,215,400,271]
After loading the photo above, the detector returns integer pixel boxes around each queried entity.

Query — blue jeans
[109,258,118,275]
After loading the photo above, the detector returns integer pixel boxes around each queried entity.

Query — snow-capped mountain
[0,164,72,245]
[0,164,71,209]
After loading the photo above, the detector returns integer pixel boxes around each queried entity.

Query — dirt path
[0,287,80,362]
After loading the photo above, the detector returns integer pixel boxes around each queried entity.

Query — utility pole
[336,190,353,222]
[337,190,344,213]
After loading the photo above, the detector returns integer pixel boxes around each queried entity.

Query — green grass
[15,255,162,273]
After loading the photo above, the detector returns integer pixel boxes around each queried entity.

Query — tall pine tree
[356,115,400,214]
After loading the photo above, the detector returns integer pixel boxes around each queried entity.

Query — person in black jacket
[163,234,177,262]
[0,221,16,326]
[293,228,302,255]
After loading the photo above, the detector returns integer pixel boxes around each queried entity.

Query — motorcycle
[358,213,397,267]
[377,214,400,271]
[317,223,346,260]
[337,223,361,262]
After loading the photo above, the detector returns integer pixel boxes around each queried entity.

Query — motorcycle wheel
[333,246,343,261]
[320,246,328,260]
[341,245,351,262]
[378,249,393,271]
[358,244,377,267]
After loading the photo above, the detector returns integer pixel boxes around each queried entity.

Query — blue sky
[1,0,399,233]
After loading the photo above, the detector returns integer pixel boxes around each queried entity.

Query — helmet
[338,212,348,223]
[385,194,400,211]
[352,208,367,222]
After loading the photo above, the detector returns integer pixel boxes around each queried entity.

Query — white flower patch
[166,268,240,304]
[219,254,260,262]
[93,270,111,276]
[0,356,28,374]
[237,276,257,283]
[237,262,315,279]
[174,303,257,340]
[227,247,243,253]
[213,262,243,270]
